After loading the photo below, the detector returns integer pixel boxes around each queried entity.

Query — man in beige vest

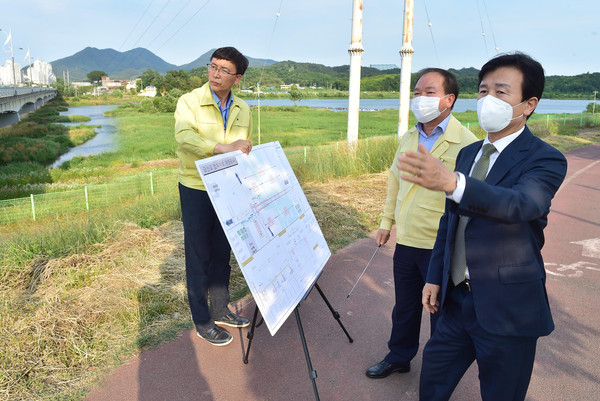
[366,68,477,378]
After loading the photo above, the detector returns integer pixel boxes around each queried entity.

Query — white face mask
[477,95,525,133]
[410,95,449,123]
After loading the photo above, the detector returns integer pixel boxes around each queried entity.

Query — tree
[289,84,304,107]
[87,70,108,84]
[190,76,203,90]
[163,69,191,93]
[141,69,164,92]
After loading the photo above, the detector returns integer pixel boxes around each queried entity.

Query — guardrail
[0,87,56,98]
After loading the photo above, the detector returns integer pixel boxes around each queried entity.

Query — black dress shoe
[196,326,233,346]
[215,312,250,328]
[365,360,410,379]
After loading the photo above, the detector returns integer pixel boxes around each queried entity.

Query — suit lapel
[485,127,533,185]
[457,142,480,175]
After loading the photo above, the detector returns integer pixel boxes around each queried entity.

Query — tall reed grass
[291,136,399,182]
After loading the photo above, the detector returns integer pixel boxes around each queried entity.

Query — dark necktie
[450,143,497,286]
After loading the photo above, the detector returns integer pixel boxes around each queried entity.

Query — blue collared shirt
[415,114,451,152]
[211,89,233,131]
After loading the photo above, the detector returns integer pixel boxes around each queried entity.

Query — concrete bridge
[0,87,58,128]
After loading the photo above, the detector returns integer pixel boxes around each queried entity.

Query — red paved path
[87,145,600,401]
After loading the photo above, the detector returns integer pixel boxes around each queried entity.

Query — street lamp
[18,47,32,87]
[0,27,18,95]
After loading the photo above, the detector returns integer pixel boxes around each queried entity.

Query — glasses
[207,63,238,77]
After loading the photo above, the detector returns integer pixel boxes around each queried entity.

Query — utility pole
[347,0,364,146]
[397,0,415,138]
[594,90,598,114]
[257,82,261,145]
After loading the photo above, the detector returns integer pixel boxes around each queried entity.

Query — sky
[1,0,599,77]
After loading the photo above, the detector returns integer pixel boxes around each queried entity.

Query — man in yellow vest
[175,47,252,346]
[366,68,477,378]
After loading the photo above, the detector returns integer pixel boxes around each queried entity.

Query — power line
[422,0,441,66]
[482,0,499,53]
[155,0,212,53]
[146,0,194,50]
[119,0,156,50]
[132,0,173,49]
[475,0,489,59]
[257,0,284,89]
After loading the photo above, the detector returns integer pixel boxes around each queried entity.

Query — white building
[25,59,56,86]
[126,78,141,91]
[139,86,157,97]
[0,59,22,86]
[0,58,55,86]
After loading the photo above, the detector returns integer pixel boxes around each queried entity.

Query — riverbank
[1,95,600,400]
[2,97,600,201]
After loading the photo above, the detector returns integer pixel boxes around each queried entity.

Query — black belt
[457,278,472,292]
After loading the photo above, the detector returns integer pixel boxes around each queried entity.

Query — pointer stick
[347,245,381,298]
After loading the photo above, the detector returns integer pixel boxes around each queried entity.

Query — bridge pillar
[0,112,21,128]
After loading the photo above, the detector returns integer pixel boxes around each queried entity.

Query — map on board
[196,141,331,335]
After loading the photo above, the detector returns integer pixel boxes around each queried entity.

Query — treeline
[57,61,600,99]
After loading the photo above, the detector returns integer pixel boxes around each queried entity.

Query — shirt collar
[210,88,233,110]
[483,126,525,153]
[416,113,452,139]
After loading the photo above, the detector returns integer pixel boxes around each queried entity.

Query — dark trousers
[384,244,439,365]
[419,284,538,401]
[179,183,232,329]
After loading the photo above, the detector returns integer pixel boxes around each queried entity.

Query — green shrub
[152,95,177,113]
[0,122,49,138]
[140,99,156,113]
[0,137,62,164]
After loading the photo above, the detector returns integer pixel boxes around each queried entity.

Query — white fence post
[150,172,154,195]
[85,186,89,211]
[30,194,36,221]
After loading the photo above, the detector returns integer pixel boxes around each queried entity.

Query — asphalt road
[86,144,600,401]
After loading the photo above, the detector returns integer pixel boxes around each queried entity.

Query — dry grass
[0,221,189,400]
[0,172,389,400]
[544,130,600,151]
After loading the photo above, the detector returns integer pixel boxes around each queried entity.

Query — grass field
[1,97,599,400]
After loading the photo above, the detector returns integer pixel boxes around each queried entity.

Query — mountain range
[51,47,278,82]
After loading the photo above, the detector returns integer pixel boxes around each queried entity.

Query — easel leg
[295,307,320,401]
[243,305,260,364]
[314,283,354,343]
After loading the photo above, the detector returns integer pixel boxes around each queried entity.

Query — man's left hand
[397,143,457,193]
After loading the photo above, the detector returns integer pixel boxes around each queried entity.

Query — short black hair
[416,68,460,109]
[211,47,249,75]
[478,52,545,102]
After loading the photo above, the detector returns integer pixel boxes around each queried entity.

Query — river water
[48,99,592,168]
[49,104,118,168]
[246,98,593,114]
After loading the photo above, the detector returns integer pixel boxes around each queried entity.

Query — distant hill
[51,47,277,82]
[179,48,277,71]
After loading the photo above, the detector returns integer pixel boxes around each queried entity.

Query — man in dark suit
[396,52,568,401]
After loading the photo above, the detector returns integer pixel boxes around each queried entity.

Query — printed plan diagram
[196,142,331,335]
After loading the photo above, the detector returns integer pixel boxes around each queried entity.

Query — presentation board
[196,141,331,335]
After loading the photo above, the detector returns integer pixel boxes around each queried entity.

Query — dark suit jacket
[426,126,568,337]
